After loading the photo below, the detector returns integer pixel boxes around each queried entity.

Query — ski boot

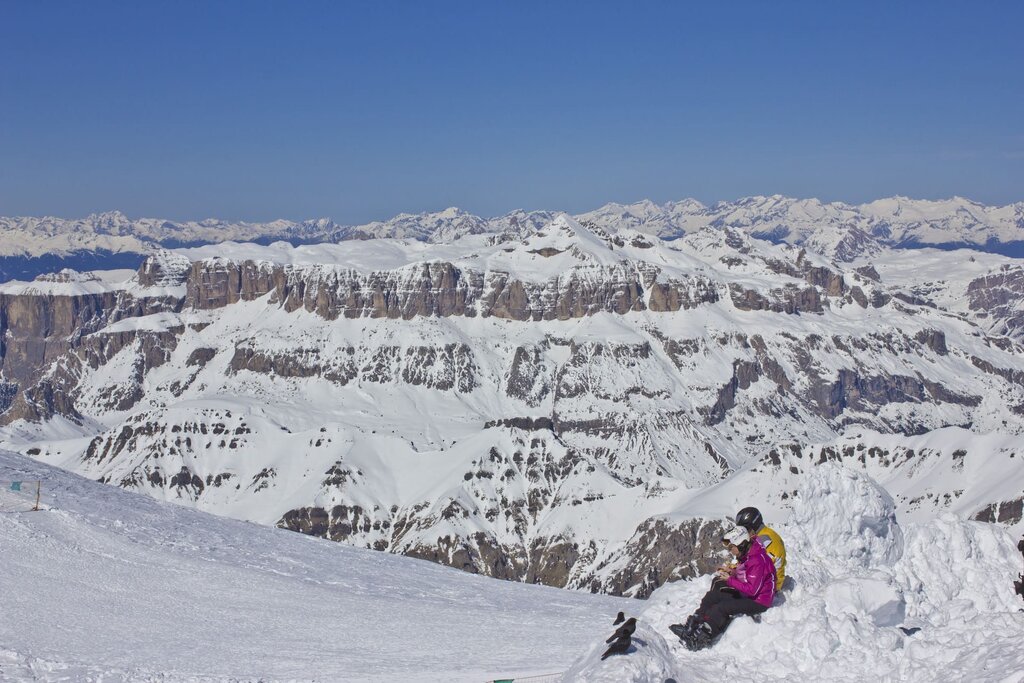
[685,622,716,651]
[669,615,700,644]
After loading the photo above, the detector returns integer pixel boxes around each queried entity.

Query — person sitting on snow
[735,506,787,592]
[669,526,776,650]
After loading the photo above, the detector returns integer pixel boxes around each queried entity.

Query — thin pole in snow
[33,480,40,511]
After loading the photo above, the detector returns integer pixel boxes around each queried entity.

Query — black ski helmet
[735,506,763,532]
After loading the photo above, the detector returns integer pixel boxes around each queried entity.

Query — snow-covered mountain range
[1,213,1022,598]
[578,195,1024,261]
[3,195,1024,282]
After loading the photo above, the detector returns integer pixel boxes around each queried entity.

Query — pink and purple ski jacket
[726,538,777,607]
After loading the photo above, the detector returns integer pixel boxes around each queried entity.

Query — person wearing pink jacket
[669,530,776,650]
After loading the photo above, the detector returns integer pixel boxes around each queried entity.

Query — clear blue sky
[1,1,1022,222]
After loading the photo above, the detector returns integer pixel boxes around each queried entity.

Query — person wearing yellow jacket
[735,506,786,591]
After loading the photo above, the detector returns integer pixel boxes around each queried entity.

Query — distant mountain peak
[3,195,1024,274]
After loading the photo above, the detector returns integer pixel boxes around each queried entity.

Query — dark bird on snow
[606,617,637,642]
[601,635,631,660]
[612,611,625,625]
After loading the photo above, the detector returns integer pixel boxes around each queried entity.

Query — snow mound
[788,463,904,570]
[899,515,1023,620]
[564,465,1024,682]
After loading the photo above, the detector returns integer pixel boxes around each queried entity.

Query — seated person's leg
[718,597,768,626]
[697,577,740,612]
[705,597,768,638]
[672,579,749,642]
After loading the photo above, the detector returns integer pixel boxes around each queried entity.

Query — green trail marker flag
[10,481,21,491]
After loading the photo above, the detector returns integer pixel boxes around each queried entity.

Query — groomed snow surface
[0,450,631,682]
[2,452,1022,682]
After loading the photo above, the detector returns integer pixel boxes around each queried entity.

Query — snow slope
[564,465,1024,683]
[3,449,1020,682]
[0,449,632,682]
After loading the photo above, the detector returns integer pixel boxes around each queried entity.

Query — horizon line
[3,193,1023,228]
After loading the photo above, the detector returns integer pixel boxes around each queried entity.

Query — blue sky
[1,1,1022,222]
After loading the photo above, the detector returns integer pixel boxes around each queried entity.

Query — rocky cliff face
[0,268,183,423]
[180,249,733,323]
[966,265,1024,340]
[3,218,1024,597]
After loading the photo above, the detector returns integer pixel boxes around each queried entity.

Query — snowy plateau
[0,202,1023,681]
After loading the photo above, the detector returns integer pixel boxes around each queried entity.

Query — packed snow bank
[0,450,633,682]
[564,464,1024,682]
[787,464,904,569]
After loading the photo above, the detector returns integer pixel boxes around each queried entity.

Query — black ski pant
[696,577,741,613]
[696,586,767,638]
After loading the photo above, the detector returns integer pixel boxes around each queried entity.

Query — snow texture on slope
[0,449,633,682]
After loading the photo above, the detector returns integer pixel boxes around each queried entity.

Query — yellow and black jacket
[755,525,787,591]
